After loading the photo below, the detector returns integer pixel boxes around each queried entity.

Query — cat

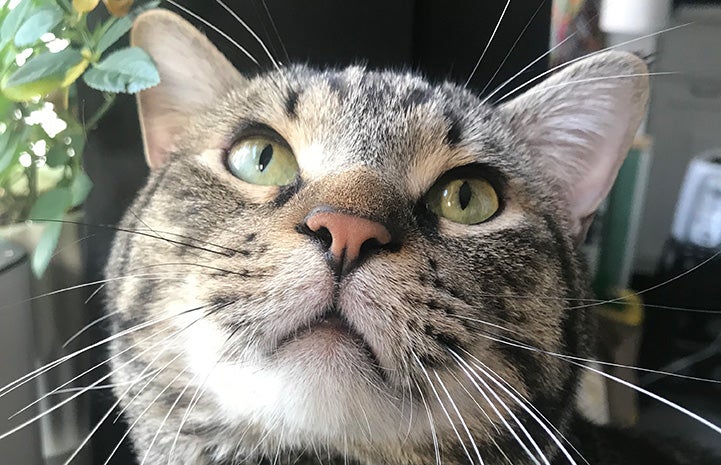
[99,8,717,465]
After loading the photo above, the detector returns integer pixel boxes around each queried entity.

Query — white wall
[634,6,721,274]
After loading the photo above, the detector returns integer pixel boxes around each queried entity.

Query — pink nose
[305,211,392,274]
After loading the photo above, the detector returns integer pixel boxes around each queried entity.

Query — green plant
[0,0,160,276]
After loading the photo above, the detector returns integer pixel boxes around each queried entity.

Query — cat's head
[106,9,648,464]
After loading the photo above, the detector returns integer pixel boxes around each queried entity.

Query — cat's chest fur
[100,8,716,465]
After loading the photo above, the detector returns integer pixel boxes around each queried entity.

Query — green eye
[427,177,499,224]
[227,137,299,186]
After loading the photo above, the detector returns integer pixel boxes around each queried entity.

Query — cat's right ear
[131,10,244,168]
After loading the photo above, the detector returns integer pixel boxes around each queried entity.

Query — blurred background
[0,0,720,464]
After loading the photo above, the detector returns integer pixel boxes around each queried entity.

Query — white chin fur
[183,318,424,450]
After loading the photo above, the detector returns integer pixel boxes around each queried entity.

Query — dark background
[82,1,553,463]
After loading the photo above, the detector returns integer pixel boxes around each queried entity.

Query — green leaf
[14,6,64,47]
[28,185,72,221]
[31,221,62,277]
[4,48,83,88]
[0,130,15,172]
[83,46,159,93]
[95,16,131,55]
[44,142,70,167]
[69,170,92,207]
[0,0,33,49]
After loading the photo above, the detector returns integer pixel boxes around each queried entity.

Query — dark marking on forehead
[285,88,300,119]
[444,110,463,146]
[326,74,348,98]
[402,87,431,109]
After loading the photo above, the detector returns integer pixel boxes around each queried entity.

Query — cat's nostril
[301,209,393,277]
[314,226,333,249]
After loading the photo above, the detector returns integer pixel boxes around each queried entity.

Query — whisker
[412,376,441,465]
[164,0,260,65]
[63,310,119,348]
[412,353,475,465]
[455,349,582,465]
[495,71,675,103]
[566,248,721,311]
[215,0,281,71]
[31,218,238,256]
[465,0,512,87]
[62,304,227,465]
[0,302,211,398]
[10,324,173,420]
[449,351,542,465]
[570,360,721,436]
[103,363,187,465]
[257,0,289,63]
[476,328,721,384]
[484,22,690,104]
[479,0,548,95]
[433,370,485,464]
[472,332,721,436]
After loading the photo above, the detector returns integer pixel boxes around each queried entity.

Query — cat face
[104,10,648,464]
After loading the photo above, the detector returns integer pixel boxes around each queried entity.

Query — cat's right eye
[426,176,499,225]
[227,137,299,186]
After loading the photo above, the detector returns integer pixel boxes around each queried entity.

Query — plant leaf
[31,221,62,277]
[28,185,72,221]
[44,142,70,167]
[5,48,83,88]
[0,130,16,172]
[70,170,92,207]
[14,6,64,47]
[0,0,33,49]
[82,46,159,93]
[95,15,131,55]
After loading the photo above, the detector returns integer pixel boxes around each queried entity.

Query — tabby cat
[103,8,715,465]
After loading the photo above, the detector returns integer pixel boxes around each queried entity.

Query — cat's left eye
[227,137,299,186]
[426,177,499,225]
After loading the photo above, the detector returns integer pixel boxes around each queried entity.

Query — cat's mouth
[273,307,383,374]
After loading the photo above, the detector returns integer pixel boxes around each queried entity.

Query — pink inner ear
[140,109,185,169]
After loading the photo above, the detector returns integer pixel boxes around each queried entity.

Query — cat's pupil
[258,144,274,172]
[458,181,472,210]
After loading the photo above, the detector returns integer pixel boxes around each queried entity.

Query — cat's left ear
[500,51,649,242]
[131,9,245,168]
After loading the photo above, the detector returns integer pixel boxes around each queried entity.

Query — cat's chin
[272,309,383,373]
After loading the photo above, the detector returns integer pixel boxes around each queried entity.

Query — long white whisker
[455,349,580,465]
[412,376,441,465]
[465,0,512,87]
[479,0,548,95]
[434,370,485,464]
[450,351,541,465]
[475,330,721,384]
[461,351,589,465]
[570,360,721,436]
[60,307,219,465]
[103,363,188,465]
[413,353,475,464]
[63,310,119,348]
[0,302,209,398]
[495,72,675,103]
[483,22,689,104]
[215,0,281,71]
[164,0,260,66]
[10,324,173,420]
[473,332,721,436]
[567,247,721,311]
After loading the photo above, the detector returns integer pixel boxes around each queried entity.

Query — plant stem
[85,93,116,132]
